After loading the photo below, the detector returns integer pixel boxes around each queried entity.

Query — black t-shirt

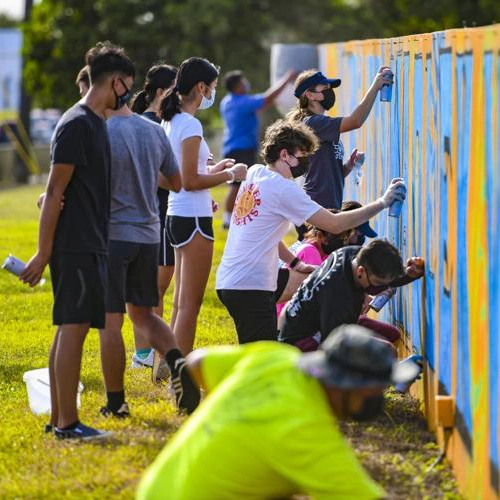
[279,246,365,344]
[303,114,344,209]
[142,111,161,124]
[279,246,419,344]
[51,103,111,254]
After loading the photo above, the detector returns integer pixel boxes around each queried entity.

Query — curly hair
[261,119,318,164]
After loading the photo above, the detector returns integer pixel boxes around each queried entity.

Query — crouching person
[137,324,420,499]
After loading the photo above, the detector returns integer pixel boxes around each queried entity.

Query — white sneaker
[131,350,154,369]
[152,350,171,384]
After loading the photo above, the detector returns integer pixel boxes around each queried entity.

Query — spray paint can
[389,182,406,218]
[369,287,397,312]
[380,70,393,102]
[394,354,424,393]
[353,152,365,186]
[2,255,45,286]
[3,255,26,276]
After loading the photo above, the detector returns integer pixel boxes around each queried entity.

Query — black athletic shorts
[49,252,107,329]
[106,240,160,313]
[158,188,175,266]
[166,216,214,248]
[217,289,277,344]
[275,268,290,302]
[226,149,257,185]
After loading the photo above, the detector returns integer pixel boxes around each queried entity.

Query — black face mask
[113,79,131,110]
[350,394,385,422]
[320,88,336,110]
[353,235,366,246]
[288,156,310,179]
[321,235,343,255]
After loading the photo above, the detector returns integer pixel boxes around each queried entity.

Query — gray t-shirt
[107,114,179,243]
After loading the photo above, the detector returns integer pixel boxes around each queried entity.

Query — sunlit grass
[0,184,460,498]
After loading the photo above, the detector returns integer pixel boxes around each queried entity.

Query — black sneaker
[55,422,112,441]
[170,358,200,415]
[44,424,54,434]
[100,402,130,419]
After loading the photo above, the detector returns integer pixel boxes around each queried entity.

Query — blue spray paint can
[2,255,26,276]
[2,254,45,286]
[369,287,396,312]
[380,70,393,102]
[389,183,406,218]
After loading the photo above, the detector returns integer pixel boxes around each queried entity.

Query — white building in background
[0,28,22,119]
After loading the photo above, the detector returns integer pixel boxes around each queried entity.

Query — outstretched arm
[340,66,392,133]
[262,70,297,107]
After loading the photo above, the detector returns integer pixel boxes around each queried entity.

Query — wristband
[226,169,235,183]
[290,257,300,269]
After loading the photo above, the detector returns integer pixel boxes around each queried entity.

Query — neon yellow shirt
[137,342,385,500]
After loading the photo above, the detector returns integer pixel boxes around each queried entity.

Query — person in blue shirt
[220,69,296,228]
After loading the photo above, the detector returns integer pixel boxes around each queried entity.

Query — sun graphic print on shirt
[232,183,261,225]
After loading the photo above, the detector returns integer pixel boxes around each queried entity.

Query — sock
[135,348,152,360]
[60,420,79,431]
[223,212,231,226]
[106,390,125,412]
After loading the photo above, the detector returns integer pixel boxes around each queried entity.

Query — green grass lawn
[0,184,461,499]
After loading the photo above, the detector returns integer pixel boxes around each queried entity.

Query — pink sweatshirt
[276,242,326,316]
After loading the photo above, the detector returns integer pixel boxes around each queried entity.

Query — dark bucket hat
[298,324,421,389]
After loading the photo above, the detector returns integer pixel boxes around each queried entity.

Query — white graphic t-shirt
[216,165,321,291]
[163,112,212,217]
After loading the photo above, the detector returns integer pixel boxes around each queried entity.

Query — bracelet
[226,169,235,182]
[290,257,300,269]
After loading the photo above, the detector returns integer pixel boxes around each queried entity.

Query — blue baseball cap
[357,221,378,238]
[294,71,341,98]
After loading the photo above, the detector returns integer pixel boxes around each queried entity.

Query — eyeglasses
[365,268,393,288]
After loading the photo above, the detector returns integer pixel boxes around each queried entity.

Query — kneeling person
[279,239,416,351]
[137,324,420,499]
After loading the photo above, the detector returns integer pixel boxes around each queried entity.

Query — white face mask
[199,87,216,110]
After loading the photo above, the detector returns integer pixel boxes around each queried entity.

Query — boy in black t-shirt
[278,240,421,350]
[21,42,136,440]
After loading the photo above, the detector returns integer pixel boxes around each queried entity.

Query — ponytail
[159,88,182,121]
[130,89,149,114]
[286,94,313,123]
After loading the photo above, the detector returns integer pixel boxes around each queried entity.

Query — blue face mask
[199,87,216,110]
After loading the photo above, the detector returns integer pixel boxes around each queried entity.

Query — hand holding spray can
[388,181,406,218]
[353,152,365,186]
[2,255,45,286]
[369,287,397,312]
[380,70,394,102]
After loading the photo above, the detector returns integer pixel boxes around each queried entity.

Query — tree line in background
[3,0,500,116]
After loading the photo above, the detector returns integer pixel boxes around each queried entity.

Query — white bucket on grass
[22,367,84,415]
